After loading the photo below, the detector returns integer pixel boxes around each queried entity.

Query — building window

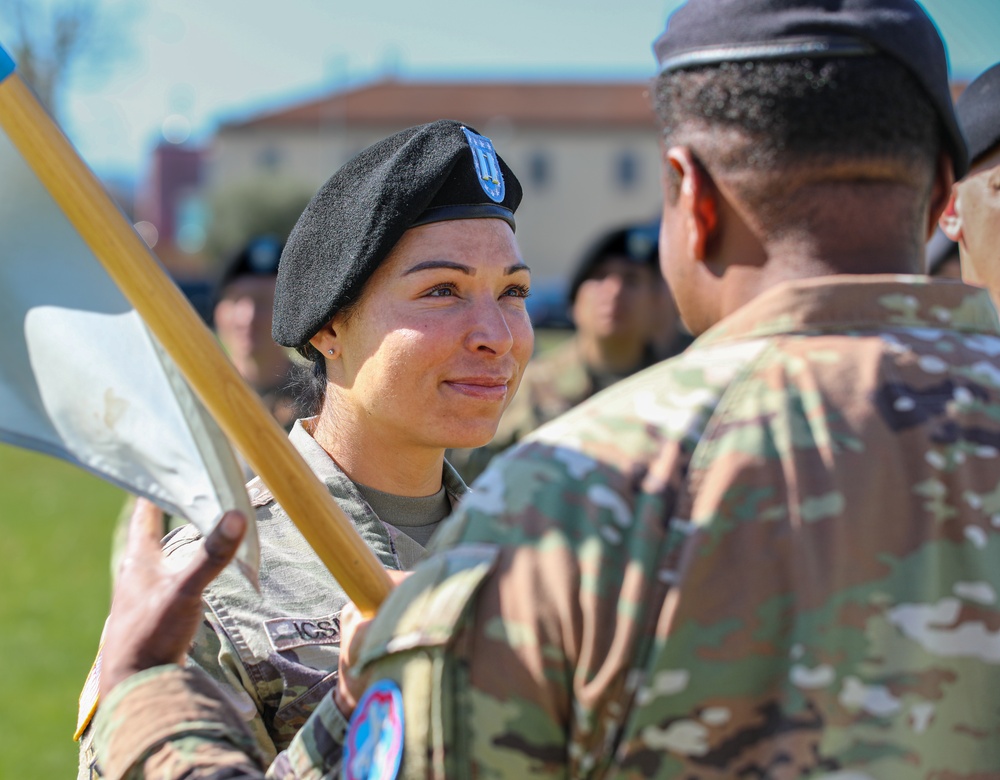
[175,193,208,254]
[257,145,282,171]
[615,151,639,191]
[528,151,550,190]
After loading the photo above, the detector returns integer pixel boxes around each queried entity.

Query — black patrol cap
[653,0,969,179]
[569,222,660,304]
[273,120,522,349]
[956,62,1000,169]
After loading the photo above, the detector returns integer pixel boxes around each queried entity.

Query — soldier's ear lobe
[939,187,963,243]
[308,320,341,360]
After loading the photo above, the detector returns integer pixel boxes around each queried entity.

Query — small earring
[327,349,334,355]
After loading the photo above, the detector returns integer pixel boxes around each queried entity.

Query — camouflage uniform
[95,276,1000,778]
[78,418,467,779]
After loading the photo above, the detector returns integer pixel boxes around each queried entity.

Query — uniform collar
[697,275,1000,349]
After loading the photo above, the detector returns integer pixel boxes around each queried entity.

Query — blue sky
[6,0,1000,177]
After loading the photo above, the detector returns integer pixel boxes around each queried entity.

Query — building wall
[207,121,663,283]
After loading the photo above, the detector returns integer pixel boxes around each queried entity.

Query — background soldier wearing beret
[941,61,1000,307]
[449,222,691,483]
[88,0,1000,778]
[76,120,534,779]
[211,235,305,435]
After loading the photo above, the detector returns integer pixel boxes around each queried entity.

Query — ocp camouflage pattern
[94,276,1000,779]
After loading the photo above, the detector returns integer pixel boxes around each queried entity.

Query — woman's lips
[444,377,510,401]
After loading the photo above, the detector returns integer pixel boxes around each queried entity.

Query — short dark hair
[653,54,942,197]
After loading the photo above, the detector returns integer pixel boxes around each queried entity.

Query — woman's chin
[442,421,502,451]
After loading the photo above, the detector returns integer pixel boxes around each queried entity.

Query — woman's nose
[466,297,514,356]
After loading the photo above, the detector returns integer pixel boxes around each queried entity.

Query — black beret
[925,227,958,275]
[569,222,660,304]
[956,62,1000,169]
[653,0,968,179]
[272,120,522,348]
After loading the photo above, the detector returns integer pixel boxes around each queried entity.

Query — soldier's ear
[308,320,341,361]
[665,147,718,262]
[929,148,957,241]
[939,184,963,243]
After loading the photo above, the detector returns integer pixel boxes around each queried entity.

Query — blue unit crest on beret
[462,127,505,203]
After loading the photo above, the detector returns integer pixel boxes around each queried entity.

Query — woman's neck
[307,411,446,498]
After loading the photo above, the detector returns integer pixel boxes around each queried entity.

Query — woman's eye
[427,284,455,297]
[502,284,531,299]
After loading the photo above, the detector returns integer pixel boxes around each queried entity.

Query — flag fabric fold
[0,55,258,578]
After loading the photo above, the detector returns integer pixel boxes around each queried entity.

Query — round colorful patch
[343,680,405,780]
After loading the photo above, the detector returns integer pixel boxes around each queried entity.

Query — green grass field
[0,443,123,778]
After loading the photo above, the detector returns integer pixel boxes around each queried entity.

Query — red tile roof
[224,79,658,130]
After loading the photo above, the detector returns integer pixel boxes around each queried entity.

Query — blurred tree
[0,0,136,119]
[205,173,315,268]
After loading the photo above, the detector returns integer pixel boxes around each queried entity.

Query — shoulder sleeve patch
[343,680,405,780]
[357,543,500,669]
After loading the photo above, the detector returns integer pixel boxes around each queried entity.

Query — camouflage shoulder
[356,543,501,670]
[343,544,501,779]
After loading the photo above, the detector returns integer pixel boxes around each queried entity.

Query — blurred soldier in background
[449,222,690,482]
[941,62,1000,305]
[211,235,304,432]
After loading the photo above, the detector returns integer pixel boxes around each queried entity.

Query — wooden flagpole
[0,71,392,616]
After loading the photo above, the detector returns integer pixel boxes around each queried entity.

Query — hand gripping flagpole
[0,46,392,616]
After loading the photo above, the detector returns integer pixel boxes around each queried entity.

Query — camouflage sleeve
[78,553,277,780]
[275,689,350,778]
[94,664,350,780]
[77,615,278,780]
[94,665,269,780]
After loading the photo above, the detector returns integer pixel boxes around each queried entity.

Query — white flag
[0,56,258,577]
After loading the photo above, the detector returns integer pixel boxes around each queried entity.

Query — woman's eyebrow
[403,260,474,276]
[402,261,531,276]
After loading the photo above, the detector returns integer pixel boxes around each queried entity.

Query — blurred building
[132,142,207,277]
[137,77,971,285]
[205,78,663,282]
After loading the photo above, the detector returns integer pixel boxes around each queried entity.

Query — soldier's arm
[93,500,275,780]
[95,664,348,780]
[95,666,271,780]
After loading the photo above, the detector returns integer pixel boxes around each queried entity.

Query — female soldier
[77,119,533,777]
